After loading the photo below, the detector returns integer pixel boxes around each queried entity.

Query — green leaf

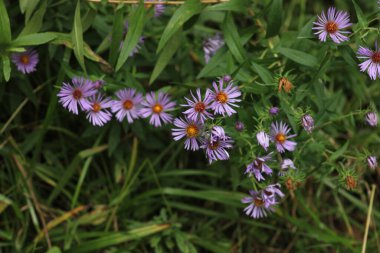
[19,0,40,22]
[150,30,182,84]
[109,6,125,67]
[72,0,86,72]
[157,0,203,53]
[19,0,47,36]
[205,0,249,13]
[297,17,315,39]
[115,3,146,72]
[352,0,367,28]
[278,47,318,67]
[46,246,62,253]
[196,48,228,79]
[251,62,273,84]
[222,12,245,63]
[0,0,11,45]
[12,32,57,47]
[266,0,282,38]
[330,141,349,162]
[1,55,11,82]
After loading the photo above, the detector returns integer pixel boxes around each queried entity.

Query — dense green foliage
[1,0,380,252]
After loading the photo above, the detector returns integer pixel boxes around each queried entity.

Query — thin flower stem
[361,184,376,253]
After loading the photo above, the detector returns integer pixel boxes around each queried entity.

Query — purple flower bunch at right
[171,76,241,163]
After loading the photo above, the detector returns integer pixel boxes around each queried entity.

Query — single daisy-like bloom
[172,117,203,151]
[357,42,380,80]
[140,92,176,127]
[365,112,378,127]
[201,131,233,164]
[209,79,241,116]
[57,77,97,115]
[312,7,352,44]
[301,114,315,133]
[256,131,270,151]
[235,121,245,132]
[367,156,377,170]
[85,95,113,126]
[112,88,144,123]
[269,107,279,116]
[181,88,213,123]
[241,190,274,219]
[270,121,297,153]
[92,80,105,89]
[279,159,296,176]
[245,154,273,182]
[203,33,224,63]
[11,48,39,74]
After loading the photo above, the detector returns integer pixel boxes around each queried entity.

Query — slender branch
[88,0,229,4]
[361,184,376,253]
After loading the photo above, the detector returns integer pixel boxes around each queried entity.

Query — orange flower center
[92,103,101,112]
[186,124,198,138]
[123,100,133,110]
[216,92,228,104]
[20,55,30,64]
[152,103,163,114]
[194,102,206,112]
[275,133,286,144]
[209,140,219,150]
[253,197,264,207]
[144,3,153,9]
[372,52,380,63]
[325,21,338,33]
[72,89,82,100]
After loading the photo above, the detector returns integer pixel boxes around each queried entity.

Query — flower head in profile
[172,117,203,151]
[262,183,285,204]
[57,77,97,115]
[313,7,351,44]
[245,154,273,181]
[357,42,380,80]
[241,190,274,219]
[209,79,241,116]
[302,114,315,133]
[269,107,279,116]
[201,126,233,164]
[365,112,378,127]
[85,95,113,126]
[256,131,270,151]
[11,48,39,74]
[112,88,144,123]
[235,121,245,132]
[279,159,296,176]
[181,88,213,123]
[140,92,176,127]
[92,80,105,89]
[270,121,297,153]
[203,33,224,63]
[367,156,377,170]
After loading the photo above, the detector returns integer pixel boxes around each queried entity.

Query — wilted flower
[345,176,356,190]
[302,114,314,133]
[279,159,296,176]
[172,117,203,151]
[365,112,378,127]
[140,92,176,127]
[269,107,279,116]
[201,127,233,164]
[278,77,293,93]
[357,42,380,80]
[57,77,97,115]
[256,131,270,151]
[11,48,39,74]
[92,80,105,89]
[112,88,144,123]
[181,88,213,123]
[245,154,273,181]
[312,7,351,44]
[203,33,224,63]
[85,95,113,126]
[235,121,245,132]
[241,190,274,219]
[209,79,241,116]
[270,121,297,153]
[367,156,377,170]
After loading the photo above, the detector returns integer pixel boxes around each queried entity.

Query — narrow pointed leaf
[0,0,11,45]
[266,0,282,38]
[72,0,86,72]
[222,12,245,63]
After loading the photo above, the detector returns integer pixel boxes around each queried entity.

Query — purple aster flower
[181,88,213,123]
[367,156,377,170]
[302,114,315,133]
[357,42,380,80]
[245,153,273,181]
[365,112,378,127]
[312,7,352,44]
[203,33,224,63]
[209,79,241,116]
[144,0,165,17]
[211,126,227,140]
[112,88,144,123]
[172,117,203,151]
[140,92,176,127]
[57,77,97,115]
[270,121,297,153]
[235,121,245,132]
[279,159,296,176]
[11,48,39,74]
[262,183,285,205]
[241,190,274,219]
[85,95,113,126]
[223,75,232,82]
[256,131,270,151]
[269,107,279,116]
[92,80,105,89]
[201,128,233,164]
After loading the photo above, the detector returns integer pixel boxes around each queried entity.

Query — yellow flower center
[72,89,82,100]
[186,124,198,138]
[123,100,133,110]
[325,21,338,33]
[275,133,286,144]
[152,103,163,114]
[92,103,101,112]
[194,102,206,112]
[20,55,30,64]
[216,92,228,104]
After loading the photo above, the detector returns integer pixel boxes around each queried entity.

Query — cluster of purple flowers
[171,76,241,163]
[57,76,175,127]
[365,111,378,170]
